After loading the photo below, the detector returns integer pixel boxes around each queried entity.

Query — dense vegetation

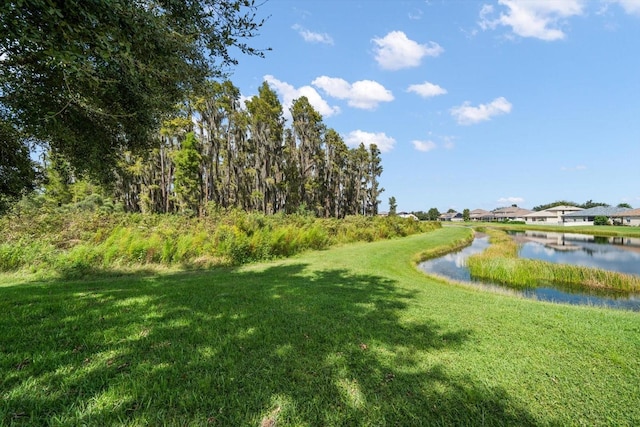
[1,0,267,193]
[7,80,384,220]
[114,82,385,217]
[1,2,384,219]
[0,200,437,277]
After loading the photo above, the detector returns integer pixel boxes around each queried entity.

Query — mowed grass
[1,227,639,426]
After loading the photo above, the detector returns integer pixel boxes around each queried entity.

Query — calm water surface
[418,233,640,311]
[512,231,640,276]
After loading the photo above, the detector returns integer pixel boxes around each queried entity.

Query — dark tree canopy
[427,207,440,221]
[0,119,39,212]
[388,196,397,216]
[0,0,267,186]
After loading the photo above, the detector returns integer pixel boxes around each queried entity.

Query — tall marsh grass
[0,207,440,274]
[467,228,640,291]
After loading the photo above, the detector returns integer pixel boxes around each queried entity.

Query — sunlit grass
[1,227,639,425]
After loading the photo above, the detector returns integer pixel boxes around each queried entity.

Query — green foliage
[463,208,470,221]
[411,211,429,220]
[532,200,612,211]
[388,196,397,215]
[581,200,609,209]
[172,132,202,214]
[1,0,266,183]
[427,207,441,221]
[0,119,40,213]
[0,207,439,274]
[593,215,609,226]
[43,153,74,206]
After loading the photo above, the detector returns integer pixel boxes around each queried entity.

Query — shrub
[0,209,439,273]
[594,216,609,226]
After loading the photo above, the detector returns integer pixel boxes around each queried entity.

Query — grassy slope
[1,227,639,426]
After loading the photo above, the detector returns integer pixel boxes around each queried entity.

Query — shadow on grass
[1,264,540,426]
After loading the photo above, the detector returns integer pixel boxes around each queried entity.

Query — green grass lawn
[2,227,639,426]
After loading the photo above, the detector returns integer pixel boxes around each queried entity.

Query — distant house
[469,209,492,221]
[439,211,464,222]
[524,205,583,225]
[562,206,631,226]
[398,212,419,220]
[611,208,640,227]
[492,206,532,222]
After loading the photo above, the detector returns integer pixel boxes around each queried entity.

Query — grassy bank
[467,228,640,291]
[411,225,474,264]
[2,226,639,426]
[473,221,640,238]
[0,208,438,276]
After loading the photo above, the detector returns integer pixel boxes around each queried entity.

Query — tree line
[1,0,269,213]
[44,81,383,218]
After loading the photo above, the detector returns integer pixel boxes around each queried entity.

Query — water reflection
[419,236,490,281]
[510,231,640,276]
[418,234,640,311]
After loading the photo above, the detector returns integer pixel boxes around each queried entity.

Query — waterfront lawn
[1,227,639,426]
[474,221,640,238]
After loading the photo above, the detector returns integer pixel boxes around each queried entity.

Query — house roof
[439,212,462,219]
[611,208,640,217]
[469,209,493,219]
[563,206,631,217]
[492,207,533,217]
[546,205,583,212]
[524,210,556,218]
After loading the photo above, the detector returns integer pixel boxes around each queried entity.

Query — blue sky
[230,0,640,213]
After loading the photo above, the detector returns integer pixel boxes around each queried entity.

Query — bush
[0,209,439,273]
[594,216,609,226]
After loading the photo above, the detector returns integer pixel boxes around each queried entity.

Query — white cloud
[312,76,394,110]
[372,31,443,70]
[608,0,640,15]
[292,24,334,45]
[479,0,585,41]
[498,196,525,204]
[412,140,437,152]
[450,97,512,125]
[344,130,396,152]
[407,81,447,98]
[264,75,340,120]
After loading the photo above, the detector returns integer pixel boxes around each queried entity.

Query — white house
[439,212,464,221]
[398,212,419,220]
[611,208,640,226]
[469,209,492,221]
[562,206,631,226]
[524,205,583,225]
[492,206,533,222]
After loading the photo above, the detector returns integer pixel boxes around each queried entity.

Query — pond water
[510,231,640,276]
[418,233,640,311]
